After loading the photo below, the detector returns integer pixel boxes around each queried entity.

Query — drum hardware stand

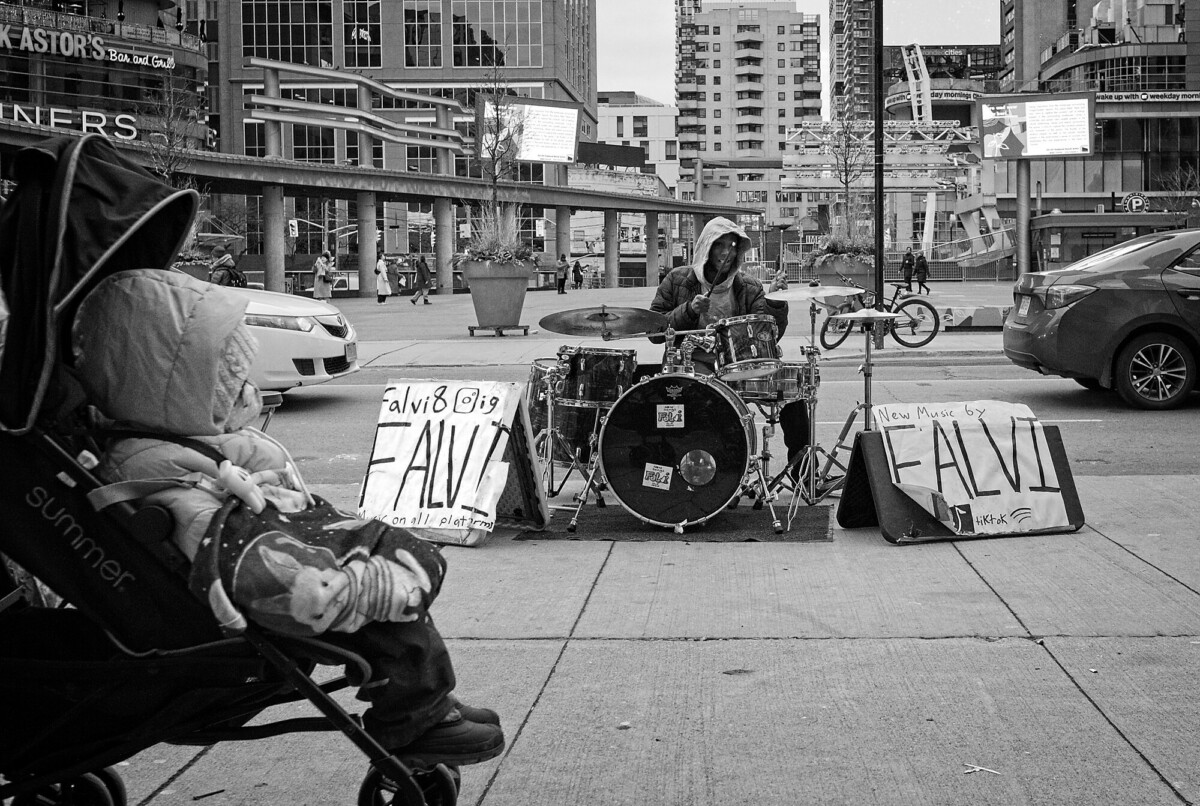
[555,435,608,533]
[814,310,899,497]
[533,365,588,498]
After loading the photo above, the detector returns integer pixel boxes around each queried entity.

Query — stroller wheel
[358,763,459,806]
[11,771,119,806]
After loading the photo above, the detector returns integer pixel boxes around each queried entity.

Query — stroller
[0,135,462,806]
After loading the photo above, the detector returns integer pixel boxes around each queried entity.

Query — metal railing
[0,4,204,51]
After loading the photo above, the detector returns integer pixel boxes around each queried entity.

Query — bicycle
[816,274,941,350]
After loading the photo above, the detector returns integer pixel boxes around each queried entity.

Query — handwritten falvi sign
[358,380,522,539]
[871,400,1072,536]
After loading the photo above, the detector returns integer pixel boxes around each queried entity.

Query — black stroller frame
[0,136,458,805]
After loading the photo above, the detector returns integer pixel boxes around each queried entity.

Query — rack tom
[558,346,637,407]
[712,314,781,381]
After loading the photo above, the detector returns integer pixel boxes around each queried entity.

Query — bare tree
[818,121,873,240]
[137,73,208,189]
[472,59,527,237]
[1154,164,1200,212]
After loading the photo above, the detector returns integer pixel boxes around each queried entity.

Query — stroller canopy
[0,134,199,434]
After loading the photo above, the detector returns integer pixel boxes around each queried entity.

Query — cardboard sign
[358,380,547,546]
[871,401,1073,536]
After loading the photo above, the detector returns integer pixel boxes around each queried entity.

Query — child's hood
[72,268,262,435]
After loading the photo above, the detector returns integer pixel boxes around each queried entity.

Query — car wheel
[1073,378,1105,391]
[1114,333,1196,410]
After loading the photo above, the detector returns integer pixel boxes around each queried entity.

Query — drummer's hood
[692,216,753,288]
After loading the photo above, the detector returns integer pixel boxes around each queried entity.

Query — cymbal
[764,284,867,301]
[539,306,667,336]
[831,308,901,321]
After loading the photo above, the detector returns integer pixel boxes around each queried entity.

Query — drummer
[649,216,809,477]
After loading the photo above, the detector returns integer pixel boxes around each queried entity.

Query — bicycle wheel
[819,314,854,350]
[889,298,940,348]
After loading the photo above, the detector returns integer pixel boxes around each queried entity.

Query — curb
[941,305,1011,331]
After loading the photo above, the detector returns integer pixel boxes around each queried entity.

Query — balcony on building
[734,63,764,78]
[734,30,764,47]
[677,79,699,94]
[735,110,765,126]
[735,79,765,92]
[734,46,764,59]
[678,129,702,144]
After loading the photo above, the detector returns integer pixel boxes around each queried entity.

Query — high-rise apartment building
[675,1,822,259]
[827,0,874,121]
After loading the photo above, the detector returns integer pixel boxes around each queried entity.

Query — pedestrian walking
[555,254,569,294]
[900,247,915,292]
[312,251,334,300]
[914,250,930,295]
[207,246,247,287]
[572,260,583,290]
[375,255,392,303]
[411,255,433,305]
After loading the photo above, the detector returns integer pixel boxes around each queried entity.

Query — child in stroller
[0,135,501,806]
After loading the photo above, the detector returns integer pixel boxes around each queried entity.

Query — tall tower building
[827,0,875,121]
[998,0,1072,89]
[675,1,822,260]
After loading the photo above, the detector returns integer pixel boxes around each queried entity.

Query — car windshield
[1052,234,1175,274]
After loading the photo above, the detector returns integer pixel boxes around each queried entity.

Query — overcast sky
[597,0,1001,111]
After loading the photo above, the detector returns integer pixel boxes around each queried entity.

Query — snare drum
[728,360,820,402]
[712,314,781,381]
[599,374,755,528]
[559,346,637,407]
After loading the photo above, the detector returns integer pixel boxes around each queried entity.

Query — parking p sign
[1122,192,1147,213]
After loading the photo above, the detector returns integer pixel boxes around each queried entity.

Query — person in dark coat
[411,255,433,305]
[555,254,569,294]
[900,247,915,292]
[572,260,584,290]
[913,250,930,295]
[649,216,809,476]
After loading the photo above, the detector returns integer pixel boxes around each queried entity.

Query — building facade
[995,0,1198,224]
[0,1,210,167]
[675,1,822,262]
[213,0,597,256]
[827,0,873,121]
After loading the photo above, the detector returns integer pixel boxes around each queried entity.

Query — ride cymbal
[539,305,667,336]
[764,284,867,301]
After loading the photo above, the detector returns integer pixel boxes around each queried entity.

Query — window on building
[777,25,785,34]
[714,109,721,118]
[346,132,385,168]
[713,59,720,68]
[244,122,265,158]
[633,116,648,138]
[292,124,335,163]
[778,91,785,100]
[778,110,786,119]
[777,42,785,51]
[714,125,722,135]
[713,43,721,51]
[713,26,720,34]
[713,76,721,85]
[401,1,442,66]
[243,0,334,66]
[778,142,786,151]
[616,117,624,137]
[407,145,437,174]
[343,1,382,67]
[714,142,722,151]
[714,92,721,101]
[777,59,785,67]
[665,140,677,160]
[452,0,544,68]
[777,75,785,84]
[696,24,709,34]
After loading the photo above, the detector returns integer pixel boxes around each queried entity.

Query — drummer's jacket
[649,266,788,346]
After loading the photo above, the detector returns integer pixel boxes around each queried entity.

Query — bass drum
[599,374,755,528]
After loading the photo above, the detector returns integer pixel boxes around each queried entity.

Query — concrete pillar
[555,205,571,265]
[262,185,285,293]
[357,191,376,298]
[263,67,281,158]
[434,197,454,292]
[604,209,620,288]
[434,106,455,294]
[355,88,377,297]
[644,211,660,287]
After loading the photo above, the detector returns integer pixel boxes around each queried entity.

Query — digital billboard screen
[477,95,581,165]
[977,91,1095,160]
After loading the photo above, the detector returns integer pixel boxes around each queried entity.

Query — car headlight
[244,313,316,332]
[1035,284,1096,309]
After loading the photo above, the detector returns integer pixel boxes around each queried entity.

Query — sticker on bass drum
[642,463,673,490]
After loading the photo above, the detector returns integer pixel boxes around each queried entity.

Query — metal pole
[873,0,885,312]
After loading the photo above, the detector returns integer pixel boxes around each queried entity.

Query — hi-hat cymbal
[539,306,667,336]
[831,308,901,321]
[765,284,867,301]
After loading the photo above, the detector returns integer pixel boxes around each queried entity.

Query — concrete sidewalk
[115,282,1200,806]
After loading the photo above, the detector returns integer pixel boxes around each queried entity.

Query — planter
[813,253,874,284]
[461,259,533,328]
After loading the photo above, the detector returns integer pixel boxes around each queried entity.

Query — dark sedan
[1003,228,1200,410]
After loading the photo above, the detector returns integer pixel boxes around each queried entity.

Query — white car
[232,287,360,391]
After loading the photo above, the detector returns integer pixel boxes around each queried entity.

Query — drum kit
[526,283,891,534]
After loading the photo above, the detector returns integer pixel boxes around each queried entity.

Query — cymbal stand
[736,400,786,533]
[558,433,608,533]
[815,317,884,497]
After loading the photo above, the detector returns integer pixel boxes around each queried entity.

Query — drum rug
[515,502,833,542]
